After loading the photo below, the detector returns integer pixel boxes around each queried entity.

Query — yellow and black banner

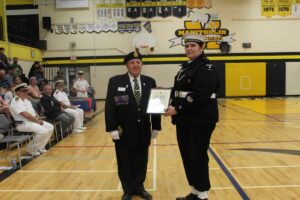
[277,0,292,17]
[141,0,157,18]
[157,0,172,18]
[261,0,277,18]
[172,0,186,18]
[126,0,142,19]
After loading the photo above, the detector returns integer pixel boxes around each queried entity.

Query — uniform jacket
[105,73,161,147]
[41,94,63,120]
[171,54,220,125]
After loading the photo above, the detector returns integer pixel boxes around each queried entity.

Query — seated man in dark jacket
[41,84,74,134]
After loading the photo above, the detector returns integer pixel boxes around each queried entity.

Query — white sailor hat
[183,34,206,44]
[78,71,84,75]
[55,80,64,86]
[13,83,28,92]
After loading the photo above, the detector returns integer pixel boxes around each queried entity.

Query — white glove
[151,130,159,139]
[110,130,120,140]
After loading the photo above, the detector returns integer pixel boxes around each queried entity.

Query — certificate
[147,88,171,114]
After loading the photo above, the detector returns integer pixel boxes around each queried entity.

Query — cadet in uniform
[105,51,161,200]
[9,83,54,156]
[73,71,90,98]
[53,80,86,133]
[165,34,220,200]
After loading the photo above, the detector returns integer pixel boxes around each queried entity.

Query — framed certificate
[147,88,171,114]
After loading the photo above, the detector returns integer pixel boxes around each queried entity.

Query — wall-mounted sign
[169,19,235,50]
[261,0,300,17]
[54,21,141,34]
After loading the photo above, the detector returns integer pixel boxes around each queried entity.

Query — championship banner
[141,0,157,18]
[277,0,292,16]
[118,21,142,33]
[111,0,126,18]
[292,0,300,15]
[78,24,87,33]
[126,0,142,19]
[157,0,172,18]
[172,0,186,18]
[55,24,63,34]
[97,0,111,19]
[261,0,277,18]
[70,24,78,34]
[63,24,70,34]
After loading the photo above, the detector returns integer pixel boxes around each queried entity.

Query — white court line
[230,165,300,170]
[243,184,300,189]
[152,139,157,191]
[18,170,153,173]
[0,187,235,192]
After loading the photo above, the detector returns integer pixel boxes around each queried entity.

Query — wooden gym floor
[0,98,300,200]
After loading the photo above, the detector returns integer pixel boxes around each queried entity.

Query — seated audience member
[53,80,86,133]
[27,76,42,112]
[0,69,10,90]
[9,83,53,156]
[41,84,75,134]
[0,95,10,118]
[53,70,67,84]
[5,66,15,86]
[10,57,23,77]
[36,65,48,88]
[3,85,13,104]
[13,75,23,87]
[0,47,9,70]
[73,71,89,98]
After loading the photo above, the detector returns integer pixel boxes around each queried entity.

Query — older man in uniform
[105,51,161,200]
[9,83,54,156]
[53,80,86,133]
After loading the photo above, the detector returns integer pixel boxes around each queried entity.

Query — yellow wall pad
[6,0,34,5]
[228,99,300,115]
[0,41,42,61]
[226,63,266,97]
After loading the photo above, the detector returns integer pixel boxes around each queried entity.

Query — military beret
[184,34,206,44]
[13,83,28,92]
[123,51,143,64]
[55,80,64,86]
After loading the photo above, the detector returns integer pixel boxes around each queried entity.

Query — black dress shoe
[122,193,132,200]
[134,189,152,200]
[176,193,198,200]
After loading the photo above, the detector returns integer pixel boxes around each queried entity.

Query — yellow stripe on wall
[226,63,266,97]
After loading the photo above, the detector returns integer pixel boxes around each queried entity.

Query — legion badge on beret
[124,51,143,64]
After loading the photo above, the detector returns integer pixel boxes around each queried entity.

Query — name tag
[118,87,126,92]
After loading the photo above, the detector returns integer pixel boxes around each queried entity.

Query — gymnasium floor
[0,98,300,200]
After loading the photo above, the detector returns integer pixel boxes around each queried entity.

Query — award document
[147,88,171,114]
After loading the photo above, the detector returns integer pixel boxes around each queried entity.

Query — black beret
[123,51,142,64]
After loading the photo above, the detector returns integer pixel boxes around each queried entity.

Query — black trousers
[115,142,149,194]
[176,123,215,191]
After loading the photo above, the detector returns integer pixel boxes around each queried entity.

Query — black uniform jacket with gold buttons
[105,73,161,147]
[171,54,220,125]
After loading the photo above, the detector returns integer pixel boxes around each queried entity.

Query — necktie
[133,78,141,105]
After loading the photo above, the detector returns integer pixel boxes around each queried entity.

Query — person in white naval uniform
[53,80,86,133]
[73,71,89,98]
[9,83,53,156]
